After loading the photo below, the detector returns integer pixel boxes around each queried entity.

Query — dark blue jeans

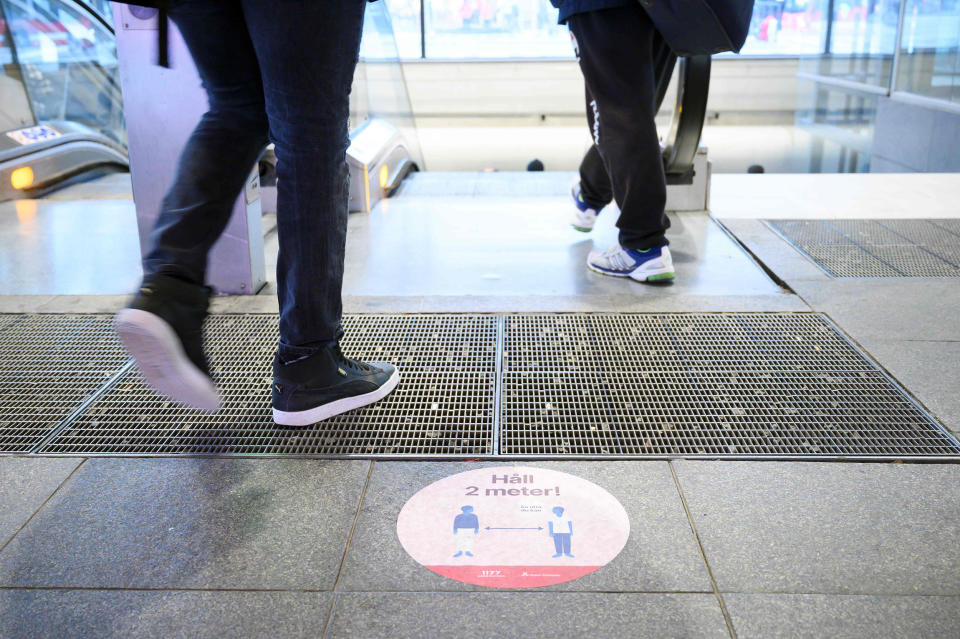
[143,0,366,357]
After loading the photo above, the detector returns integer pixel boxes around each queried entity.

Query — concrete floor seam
[669,462,737,638]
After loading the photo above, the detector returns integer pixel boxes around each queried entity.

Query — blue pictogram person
[453,505,479,558]
[548,506,574,558]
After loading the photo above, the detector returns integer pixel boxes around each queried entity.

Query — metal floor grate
[499,314,959,457]
[0,313,956,459]
[40,314,496,456]
[0,314,22,333]
[768,219,960,277]
[0,315,130,453]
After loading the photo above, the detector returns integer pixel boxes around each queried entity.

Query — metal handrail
[72,0,115,35]
[663,55,711,184]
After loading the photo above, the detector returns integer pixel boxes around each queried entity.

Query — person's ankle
[277,338,339,366]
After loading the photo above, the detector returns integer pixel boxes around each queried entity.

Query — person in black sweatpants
[556,1,679,282]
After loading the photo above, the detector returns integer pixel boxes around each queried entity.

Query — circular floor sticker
[397,466,630,588]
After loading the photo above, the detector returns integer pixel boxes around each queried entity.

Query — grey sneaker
[586,244,675,282]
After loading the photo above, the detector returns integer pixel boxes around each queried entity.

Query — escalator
[0,0,127,201]
[0,0,710,204]
[340,1,712,210]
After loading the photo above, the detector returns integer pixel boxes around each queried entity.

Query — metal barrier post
[112,4,265,295]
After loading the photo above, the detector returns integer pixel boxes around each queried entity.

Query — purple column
[113,3,266,295]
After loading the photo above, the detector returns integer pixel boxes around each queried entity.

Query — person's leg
[553,534,563,555]
[570,137,608,232]
[240,0,399,427]
[563,533,572,556]
[568,6,672,251]
[578,83,612,211]
[241,0,365,356]
[579,41,674,216]
[143,3,269,284]
[116,1,269,411]
[653,41,678,114]
[578,144,612,211]
[568,32,610,233]
[577,43,674,217]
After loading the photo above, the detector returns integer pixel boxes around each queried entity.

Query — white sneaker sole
[115,308,220,412]
[571,218,596,233]
[272,367,401,427]
[586,253,676,283]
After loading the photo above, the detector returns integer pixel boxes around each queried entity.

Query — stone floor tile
[327,592,727,639]
[790,279,960,343]
[0,459,369,589]
[859,339,960,434]
[674,461,960,594]
[0,457,83,548]
[725,593,960,639]
[0,589,332,639]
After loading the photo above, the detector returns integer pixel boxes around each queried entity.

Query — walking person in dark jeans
[554,0,678,283]
[115,0,399,425]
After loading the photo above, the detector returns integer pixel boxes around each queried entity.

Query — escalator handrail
[71,0,115,35]
[0,124,127,162]
[663,55,711,178]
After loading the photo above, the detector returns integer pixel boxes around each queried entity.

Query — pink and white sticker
[397,466,630,588]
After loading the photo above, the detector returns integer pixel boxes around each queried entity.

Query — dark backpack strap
[157,7,169,67]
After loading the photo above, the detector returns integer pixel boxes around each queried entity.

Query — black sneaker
[272,342,400,427]
[114,274,220,412]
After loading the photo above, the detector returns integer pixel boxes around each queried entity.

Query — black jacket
[552,0,754,55]
[550,0,634,24]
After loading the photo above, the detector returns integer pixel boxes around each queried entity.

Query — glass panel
[383,0,422,58]
[797,0,899,86]
[829,0,900,57]
[895,0,960,104]
[795,79,877,171]
[423,0,571,58]
[3,0,124,145]
[739,0,829,54]
[409,0,894,59]
[0,3,36,130]
[355,0,424,167]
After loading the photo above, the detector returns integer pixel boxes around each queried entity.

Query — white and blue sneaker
[571,182,599,232]
[587,244,675,282]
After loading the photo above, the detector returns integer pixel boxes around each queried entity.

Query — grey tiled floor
[2,175,959,638]
[327,592,730,639]
[1,457,958,638]
[673,461,960,595]
[0,459,368,590]
[0,457,81,548]
[724,594,960,639]
[0,590,334,639]
[267,186,784,301]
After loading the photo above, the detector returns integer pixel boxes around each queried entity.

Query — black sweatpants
[569,5,677,250]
